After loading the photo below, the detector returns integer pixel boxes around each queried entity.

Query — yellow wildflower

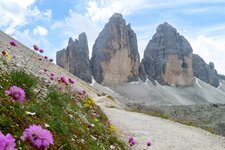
[109,125,119,133]
[84,98,95,109]
[5,51,10,60]
[1,51,10,60]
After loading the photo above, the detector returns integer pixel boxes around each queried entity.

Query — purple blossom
[44,56,48,59]
[77,89,83,95]
[130,139,137,146]
[9,40,17,47]
[60,76,67,84]
[39,49,44,53]
[38,57,43,61]
[50,76,55,80]
[128,137,134,143]
[5,86,25,104]
[68,78,74,84]
[50,73,54,76]
[49,58,53,62]
[128,136,137,146]
[147,140,152,147]
[33,45,39,51]
[0,131,16,150]
[21,125,53,149]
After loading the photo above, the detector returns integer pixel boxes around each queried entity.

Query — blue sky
[0,0,225,74]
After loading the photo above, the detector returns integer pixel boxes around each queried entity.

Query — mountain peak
[156,22,177,33]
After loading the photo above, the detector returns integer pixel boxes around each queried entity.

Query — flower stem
[23,51,35,70]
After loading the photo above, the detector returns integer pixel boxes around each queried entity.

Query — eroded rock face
[56,33,92,83]
[219,74,225,80]
[192,54,219,87]
[91,13,140,85]
[141,22,195,86]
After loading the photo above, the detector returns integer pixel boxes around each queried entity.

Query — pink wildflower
[5,86,25,104]
[33,45,39,51]
[147,140,152,147]
[0,131,16,150]
[39,49,44,53]
[21,125,53,149]
[60,76,67,84]
[68,78,74,84]
[9,40,17,47]
[128,136,137,146]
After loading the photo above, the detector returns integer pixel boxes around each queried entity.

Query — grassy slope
[0,60,127,149]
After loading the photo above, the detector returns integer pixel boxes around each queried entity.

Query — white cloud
[86,0,147,22]
[0,0,51,34]
[191,35,225,74]
[52,10,101,57]
[33,26,48,36]
[13,29,56,61]
[85,0,225,23]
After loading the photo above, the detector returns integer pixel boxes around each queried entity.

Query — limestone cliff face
[56,33,92,83]
[141,22,195,86]
[91,13,140,85]
[192,54,219,87]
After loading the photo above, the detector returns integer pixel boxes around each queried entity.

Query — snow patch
[90,76,96,86]
[217,82,222,89]
[129,81,139,84]
[196,78,203,88]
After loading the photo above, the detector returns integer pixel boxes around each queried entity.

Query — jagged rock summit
[192,54,219,87]
[91,13,140,85]
[56,32,92,83]
[141,22,195,86]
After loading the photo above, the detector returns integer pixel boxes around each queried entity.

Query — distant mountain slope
[92,78,225,106]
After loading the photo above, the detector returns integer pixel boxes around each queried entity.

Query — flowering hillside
[0,41,127,149]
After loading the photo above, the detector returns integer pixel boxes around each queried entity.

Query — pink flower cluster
[21,125,53,149]
[147,140,152,147]
[58,76,74,85]
[0,131,16,150]
[9,40,17,47]
[128,136,137,146]
[32,44,53,62]
[5,86,25,104]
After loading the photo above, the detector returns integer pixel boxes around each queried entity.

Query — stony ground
[95,96,225,150]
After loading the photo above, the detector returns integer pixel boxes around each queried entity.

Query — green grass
[9,69,38,100]
[0,69,128,149]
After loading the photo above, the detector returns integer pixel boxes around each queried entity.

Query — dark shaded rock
[141,22,195,86]
[219,74,225,80]
[91,13,140,85]
[192,54,219,87]
[56,32,92,83]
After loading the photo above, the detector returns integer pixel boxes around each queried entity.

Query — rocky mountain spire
[56,32,92,83]
[192,54,219,87]
[91,13,140,85]
[140,22,195,86]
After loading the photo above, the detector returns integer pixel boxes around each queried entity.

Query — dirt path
[95,96,225,150]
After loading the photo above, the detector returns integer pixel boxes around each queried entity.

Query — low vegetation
[0,41,127,149]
